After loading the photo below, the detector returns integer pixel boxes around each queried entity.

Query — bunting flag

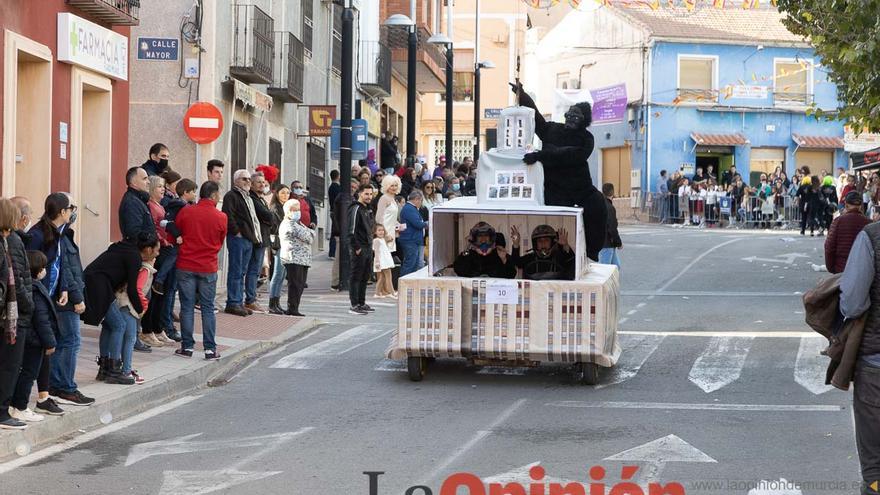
[742,0,759,8]
[667,0,675,6]
[568,0,581,7]
[684,0,696,10]
[713,0,725,8]
[649,0,661,10]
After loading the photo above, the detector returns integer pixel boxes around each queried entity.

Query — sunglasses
[65,205,78,213]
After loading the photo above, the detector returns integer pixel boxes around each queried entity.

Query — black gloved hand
[523,152,541,165]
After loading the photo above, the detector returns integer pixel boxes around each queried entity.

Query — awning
[792,134,845,149]
[690,132,748,146]
[852,146,880,171]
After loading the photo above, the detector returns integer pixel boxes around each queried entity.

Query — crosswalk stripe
[688,336,754,393]
[794,336,834,395]
[270,324,394,369]
[595,334,665,389]
[374,358,405,372]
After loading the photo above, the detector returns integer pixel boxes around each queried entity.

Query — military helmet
[468,222,497,251]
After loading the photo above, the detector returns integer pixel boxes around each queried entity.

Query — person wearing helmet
[453,222,517,278]
[509,225,575,280]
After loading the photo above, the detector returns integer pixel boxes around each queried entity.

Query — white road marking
[546,401,842,412]
[270,324,393,369]
[741,253,808,265]
[658,237,744,292]
[619,317,629,324]
[688,336,754,393]
[482,462,571,485]
[627,309,638,316]
[0,395,201,474]
[374,358,406,372]
[424,398,527,483]
[604,434,716,487]
[794,336,834,395]
[595,334,665,389]
[620,330,813,338]
[126,429,310,466]
[637,302,647,309]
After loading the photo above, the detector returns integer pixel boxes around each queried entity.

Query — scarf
[237,187,262,242]
[2,236,17,341]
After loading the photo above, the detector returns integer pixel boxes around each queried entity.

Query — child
[372,225,396,298]
[152,178,196,296]
[9,251,64,422]
[760,190,775,229]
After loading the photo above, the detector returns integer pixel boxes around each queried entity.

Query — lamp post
[428,32,453,168]
[384,12,417,165]
[472,60,495,161]
[337,0,354,290]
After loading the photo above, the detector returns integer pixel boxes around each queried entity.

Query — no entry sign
[183,102,224,144]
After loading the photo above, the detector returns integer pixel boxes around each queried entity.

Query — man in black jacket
[348,184,375,315]
[141,143,170,177]
[598,183,623,269]
[327,170,341,259]
[453,222,517,279]
[119,166,156,241]
[246,172,274,313]
[331,179,358,290]
[222,169,261,316]
[510,224,575,280]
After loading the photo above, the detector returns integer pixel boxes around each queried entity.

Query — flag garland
[523,0,779,9]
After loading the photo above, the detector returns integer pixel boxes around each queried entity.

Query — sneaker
[330,285,340,291]
[134,339,152,353]
[128,370,145,385]
[142,333,164,347]
[361,304,375,312]
[9,407,45,422]
[156,332,175,345]
[204,349,221,360]
[0,417,27,430]
[35,398,65,416]
[50,389,95,406]
[224,305,249,317]
[349,305,368,315]
[175,348,194,358]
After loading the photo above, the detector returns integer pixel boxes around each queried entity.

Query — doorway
[2,32,53,215]
[795,149,834,177]
[696,151,733,183]
[70,68,112,264]
[601,146,632,196]
[750,148,785,185]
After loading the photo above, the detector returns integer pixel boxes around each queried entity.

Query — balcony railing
[381,25,446,73]
[268,32,304,104]
[676,88,719,103]
[231,4,275,85]
[358,41,392,97]
[773,92,814,107]
[66,0,140,26]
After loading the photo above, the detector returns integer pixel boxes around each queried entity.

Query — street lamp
[473,59,495,161]
[383,10,417,165]
[338,0,356,290]
[428,32,453,168]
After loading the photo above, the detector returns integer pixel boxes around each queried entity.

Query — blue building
[529,5,847,195]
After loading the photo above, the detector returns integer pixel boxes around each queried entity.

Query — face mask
[263,186,271,194]
[69,212,77,225]
[452,183,460,191]
[477,242,491,253]
[291,211,301,222]
[384,168,394,175]
[159,158,169,170]
[293,188,304,196]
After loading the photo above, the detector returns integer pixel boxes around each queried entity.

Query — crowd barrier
[636,191,818,230]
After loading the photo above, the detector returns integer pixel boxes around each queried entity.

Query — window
[433,137,473,163]
[439,72,475,102]
[302,0,313,56]
[556,72,570,89]
[231,122,247,172]
[677,56,717,103]
[331,5,342,76]
[774,60,811,106]
[307,143,325,207]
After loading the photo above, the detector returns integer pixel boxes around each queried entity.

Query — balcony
[268,32,304,104]
[774,92,814,108]
[66,0,139,26]
[359,41,392,98]
[676,88,719,104]
[231,4,275,85]
[381,26,446,94]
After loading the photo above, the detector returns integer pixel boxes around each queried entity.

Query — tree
[777,0,880,133]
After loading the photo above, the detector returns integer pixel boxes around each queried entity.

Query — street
[0,226,859,495]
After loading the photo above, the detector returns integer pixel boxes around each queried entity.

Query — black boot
[95,356,109,381]
[268,297,285,315]
[104,359,135,385]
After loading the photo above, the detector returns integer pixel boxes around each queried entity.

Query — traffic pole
[338,0,354,291]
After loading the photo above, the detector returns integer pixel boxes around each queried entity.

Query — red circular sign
[183,102,224,144]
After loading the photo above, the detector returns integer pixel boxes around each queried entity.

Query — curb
[0,317,320,462]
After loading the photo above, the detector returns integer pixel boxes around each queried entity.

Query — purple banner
[590,83,628,125]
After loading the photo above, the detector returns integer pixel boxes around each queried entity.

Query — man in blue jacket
[398,190,427,277]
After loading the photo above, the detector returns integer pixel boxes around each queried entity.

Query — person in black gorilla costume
[509,82,607,261]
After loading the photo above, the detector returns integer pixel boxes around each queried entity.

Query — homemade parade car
[386,107,620,384]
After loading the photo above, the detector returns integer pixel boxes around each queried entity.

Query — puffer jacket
[23,281,59,349]
[58,227,85,309]
[825,210,871,274]
[119,187,156,241]
[6,232,34,331]
[279,218,315,267]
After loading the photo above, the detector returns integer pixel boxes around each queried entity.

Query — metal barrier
[641,192,811,230]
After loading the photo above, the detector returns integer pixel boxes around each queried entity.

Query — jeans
[178,270,218,352]
[854,362,880,494]
[399,240,424,277]
[226,234,253,307]
[329,235,337,258]
[245,245,266,305]
[0,331,26,413]
[598,247,621,269]
[99,303,126,361]
[154,246,177,285]
[160,265,178,330]
[269,249,286,299]
[50,310,81,393]
[120,310,138,374]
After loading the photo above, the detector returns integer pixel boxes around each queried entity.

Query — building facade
[1,0,136,263]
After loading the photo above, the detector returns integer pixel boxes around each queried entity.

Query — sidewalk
[0,256,337,461]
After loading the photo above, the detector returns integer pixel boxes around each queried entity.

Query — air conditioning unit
[568,78,581,90]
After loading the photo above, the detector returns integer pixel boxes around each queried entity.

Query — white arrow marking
[741,253,808,265]
[126,428,312,466]
[747,478,803,494]
[794,336,834,395]
[595,334,665,389]
[688,336,753,393]
[604,434,716,487]
[270,324,393,369]
[482,462,572,485]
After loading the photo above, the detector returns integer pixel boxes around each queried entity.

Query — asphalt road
[0,225,860,495]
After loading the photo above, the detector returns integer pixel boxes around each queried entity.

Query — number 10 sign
[485,280,519,305]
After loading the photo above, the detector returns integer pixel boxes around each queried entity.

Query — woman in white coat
[375,175,402,254]
[279,199,315,317]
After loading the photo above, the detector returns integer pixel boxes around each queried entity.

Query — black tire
[407,357,427,382]
[573,362,600,385]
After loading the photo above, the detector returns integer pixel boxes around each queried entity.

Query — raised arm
[510,82,547,135]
